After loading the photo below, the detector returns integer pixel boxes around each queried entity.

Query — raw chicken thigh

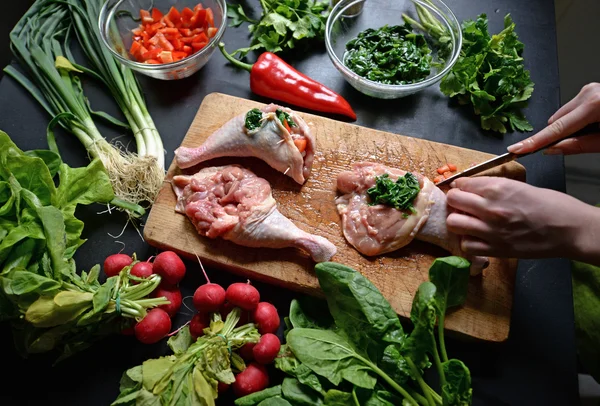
[172,165,336,262]
[336,162,489,274]
[175,104,315,184]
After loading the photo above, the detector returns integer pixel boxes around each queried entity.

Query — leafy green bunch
[113,308,261,405]
[0,131,167,360]
[367,173,421,215]
[236,257,473,406]
[227,0,330,58]
[439,14,534,133]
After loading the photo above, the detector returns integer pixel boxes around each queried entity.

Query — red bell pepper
[218,43,357,121]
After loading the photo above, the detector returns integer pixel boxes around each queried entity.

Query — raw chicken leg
[335,162,488,274]
[172,165,336,262]
[175,104,315,184]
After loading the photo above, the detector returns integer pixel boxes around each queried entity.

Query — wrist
[572,204,600,266]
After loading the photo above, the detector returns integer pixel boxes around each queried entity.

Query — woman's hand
[446,176,600,265]
[507,82,600,155]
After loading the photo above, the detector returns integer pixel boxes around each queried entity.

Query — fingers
[447,212,494,240]
[450,177,497,195]
[460,236,494,256]
[507,105,596,154]
[446,189,489,217]
[543,133,600,155]
[548,94,582,124]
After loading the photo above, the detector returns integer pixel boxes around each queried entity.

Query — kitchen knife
[436,123,600,187]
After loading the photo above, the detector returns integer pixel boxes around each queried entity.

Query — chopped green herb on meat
[343,24,432,85]
[276,109,296,127]
[367,173,421,214]
[245,108,264,131]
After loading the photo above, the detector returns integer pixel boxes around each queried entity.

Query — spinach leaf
[282,377,323,405]
[354,387,402,406]
[276,109,296,127]
[441,359,472,406]
[367,173,421,214]
[379,344,411,385]
[275,344,325,395]
[258,397,293,406]
[289,297,334,330]
[287,328,377,389]
[315,262,404,361]
[235,385,282,406]
[429,256,471,311]
[323,389,353,405]
[245,108,263,131]
[407,282,438,371]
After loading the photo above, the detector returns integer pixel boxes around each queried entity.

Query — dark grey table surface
[0,0,579,405]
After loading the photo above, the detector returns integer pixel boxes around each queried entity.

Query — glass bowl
[99,0,227,80]
[325,0,462,98]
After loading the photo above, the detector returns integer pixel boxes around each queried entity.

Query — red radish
[190,313,210,338]
[104,254,133,277]
[131,261,153,280]
[232,363,269,397]
[152,286,182,317]
[217,382,230,393]
[239,342,255,361]
[193,283,226,312]
[252,334,281,364]
[252,302,280,334]
[134,308,171,344]
[153,251,186,286]
[226,283,260,311]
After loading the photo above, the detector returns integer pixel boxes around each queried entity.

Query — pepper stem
[218,42,254,72]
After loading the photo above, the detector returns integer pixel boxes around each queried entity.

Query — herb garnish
[276,109,296,127]
[245,108,263,131]
[343,24,432,85]
[227,0,330,58]
[367,173,421,214]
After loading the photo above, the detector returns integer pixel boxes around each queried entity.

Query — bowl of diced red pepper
[99,0,226,80]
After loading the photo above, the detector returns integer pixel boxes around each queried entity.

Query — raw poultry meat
[336,162,489,274]
[172,165,336,262]
[175,104,315,184]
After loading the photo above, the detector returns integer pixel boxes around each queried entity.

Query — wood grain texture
[144,93,525,342]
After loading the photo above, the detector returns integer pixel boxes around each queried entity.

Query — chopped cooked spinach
[343,24,432,85]
[276,109,296,127]
[245,108,264,131]
[367,173,420,214]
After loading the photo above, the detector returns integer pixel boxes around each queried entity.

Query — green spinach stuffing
[245,108,264,131]
[344,24,432,85]
[276,109,297,127]
[367,173,421,214]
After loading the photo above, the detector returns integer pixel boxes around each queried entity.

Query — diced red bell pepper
[158,34,175,51]
[145,59,161,64]
[171,37,184,51]
[192,42,208,51]
[183,45,192,54]
[132,27,143,36]
[159,27,180,35]
[206,8,214,27]
[163,15,175,28]
[181,7,194,27]
[142,48,163,60]
[207,27,218,38]
[140,9,153,24]
[181,37,194,44]
[192,32,209,44]
[151,7,164,23]
[130,41,142,57]
[159,51,174,63]
[190,9,206,28]
[194,4,204,12]
[166,6,181,26]
[180,28,193,37]
[172,51,188,61]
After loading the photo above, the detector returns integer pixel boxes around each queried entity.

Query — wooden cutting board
[145,93,524,342]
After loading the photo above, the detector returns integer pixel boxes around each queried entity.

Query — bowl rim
[98,0,227,71]
[325,0,462,91]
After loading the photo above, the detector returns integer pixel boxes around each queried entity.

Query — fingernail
[450,181,457,188]
[507,143,524,153]
[548,115,554,124]
[543,148,563,155]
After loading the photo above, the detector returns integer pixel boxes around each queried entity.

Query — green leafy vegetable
[235,385,283,406]
[281,377,323,405]
[344,25,432,85]
[367,173,421,214]
[276,109,296,127]
[442,359,472,406]
[405,7,534,133]
[245,108,264,131]
[227,0,330,58]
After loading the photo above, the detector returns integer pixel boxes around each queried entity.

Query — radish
[153,251,186,286]
[193,283,226,313]
[217,382,230,394]
[252,334,281,365]
[152,286,182,317]
[130,261,153,280]
[226,282,260,311]
[252,302,280,334]
[239,342,255,361]
[103,254,132,277]
[232,363,269,397]
[134,308,171,344]
[190,313,210,339]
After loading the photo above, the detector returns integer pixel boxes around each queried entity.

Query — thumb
[543,133,600,155]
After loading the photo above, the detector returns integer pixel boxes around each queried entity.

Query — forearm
[571,204,600,266]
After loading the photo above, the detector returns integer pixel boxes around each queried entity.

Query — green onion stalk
[4,0,164,216]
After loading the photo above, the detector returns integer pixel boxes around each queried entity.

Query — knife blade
[436,123,600,187]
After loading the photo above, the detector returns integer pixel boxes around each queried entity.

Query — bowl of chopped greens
[325,0,462,98]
